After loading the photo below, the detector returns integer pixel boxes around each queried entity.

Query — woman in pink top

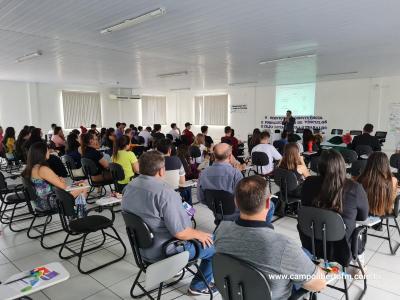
[51,126,66,147]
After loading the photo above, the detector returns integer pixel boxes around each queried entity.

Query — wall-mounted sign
[231,104,248,113]
[260,115,328,131]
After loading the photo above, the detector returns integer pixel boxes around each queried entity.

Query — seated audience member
[137,126,143,134]
[47,143,68,178]
[115,122,125,139]
[288,133,304,153]
[101,128,115,155]
[177,143,197,180]
[51,126,66,148]
[301,149,368,263]
[168,123,181,141]
[351,123,381,151]
[197,151,211,171]
[80,125,87,134]
[221,126,239,157]
[278,143,310,197]
[66,132,84,177]
[22,142,87,211]
[138,126,152,148]
[122,151,217,295]
[182,122,195,145]
[157,139,192,204]
[248,128,261,154]
[192,133,207,163]
[302,129,319,153]
[112,135,139,190]
[47,123,57,140]
[198,143,275,223]
[201,125,214,149]
[23,128,43,160]
[81,132,112,182]
[90,124,100,135]
[99,127,107,141]
[251,131,282,175]
[215,176,326,300]
[3,127,16,160]
[129,124,137,135]
[357,152,398,217]
[152,124,165,143]
[15,128,31,162]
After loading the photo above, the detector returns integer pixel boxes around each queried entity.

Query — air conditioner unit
[109,88,141,100]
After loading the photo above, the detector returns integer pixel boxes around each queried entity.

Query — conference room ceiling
[1,0,400,90]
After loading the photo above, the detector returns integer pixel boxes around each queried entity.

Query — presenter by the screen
[282,110,296,133]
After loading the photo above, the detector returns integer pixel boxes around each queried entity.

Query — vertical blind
[62,90,102,129]
[141,95,167,126]
[194,94,228,125]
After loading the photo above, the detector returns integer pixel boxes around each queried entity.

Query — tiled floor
[1,178,400,299]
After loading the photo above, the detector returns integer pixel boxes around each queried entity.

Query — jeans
[183,241,215,290]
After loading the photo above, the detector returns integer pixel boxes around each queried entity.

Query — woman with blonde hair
[191,133,207,164]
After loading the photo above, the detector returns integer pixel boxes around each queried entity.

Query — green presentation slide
[275,82,316,116]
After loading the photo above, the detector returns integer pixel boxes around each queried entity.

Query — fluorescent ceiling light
[170,87,191,91]
[258,54,316,65]
[229,81,258,86]
[158,71,188,78]
[16,51,42,63]
[317,71,358,77]
[100,8,166,34]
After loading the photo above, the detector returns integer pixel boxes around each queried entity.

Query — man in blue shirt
[197,143,275,223]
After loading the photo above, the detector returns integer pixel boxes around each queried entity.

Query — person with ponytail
[22,142,87,211]
[301,149,368,259]
[357,152,398,217]
[111,135,139,190]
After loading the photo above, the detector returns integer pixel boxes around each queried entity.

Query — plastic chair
[122,211,213,300]
[54,187,126,274]
[355,145,373,159]
[204,190,236,231]
[309,156,320,174]
[350,130,362,136]
[340,149,358,173]
[390,153,400,181]
[331,129,343,135]
[350,160,367,178]
[61,155,86,181]
[109,162,126,193]
[297,206,367,300]
[250,152,273,192]
[367,195,400,255]
[81,158,113,199]
[273,168,302,220]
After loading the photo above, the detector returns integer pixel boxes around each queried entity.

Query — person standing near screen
[282,110,296,133]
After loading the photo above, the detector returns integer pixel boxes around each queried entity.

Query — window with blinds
[141,95,167,126]
[62,90,102,129]
[194,94,228,125]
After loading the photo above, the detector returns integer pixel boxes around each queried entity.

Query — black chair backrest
[272,140,284,155]
[81,158,99,176]
[393,195,400,218]
[296,128,304,134]
[350,160,367,177]
[298,206,346,261]
[274,129,281,133]
[355,145,373,157]
[251,151,269,167]
[54,187,77,232]
[189,146,202,159]
[204,190,236,223]
[62,155,77,169]
[213,253,272,300]
[166,134,173,141]
[390,153,400,170]
[0,171,7,191]
[331,129,343,135]
[375,131,387,139]
[340,149,358,164]
[21,177,36,214]
[109,163,125,182]
[274,168,299,193]
[133,136,145,145]
[350,130,362,136]
[309,156,320,174]
[122,211,154,268]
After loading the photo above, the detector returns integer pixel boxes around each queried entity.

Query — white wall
[1,76,400,150]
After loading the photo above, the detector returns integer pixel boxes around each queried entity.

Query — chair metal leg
[343,267,349,300]
[156,283,163,300]
[186,263,213,300]
[356,257,367,299]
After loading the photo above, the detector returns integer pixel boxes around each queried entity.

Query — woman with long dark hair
[22,142,86,211]
[66,132,81,167]
[357,152,398,216]
[248,128,261,154]
[3,127,16,159]
[111,135,139,190]
[81,132,112,182]
[301,150,368,257]
[15,128,30,161]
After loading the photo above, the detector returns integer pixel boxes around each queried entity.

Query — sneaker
[188,283,219,296]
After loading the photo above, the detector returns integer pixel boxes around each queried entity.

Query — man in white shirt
[251,131,282,174]
[168,123,181,141]
[139,126,152,147]
[47,123,56,140]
